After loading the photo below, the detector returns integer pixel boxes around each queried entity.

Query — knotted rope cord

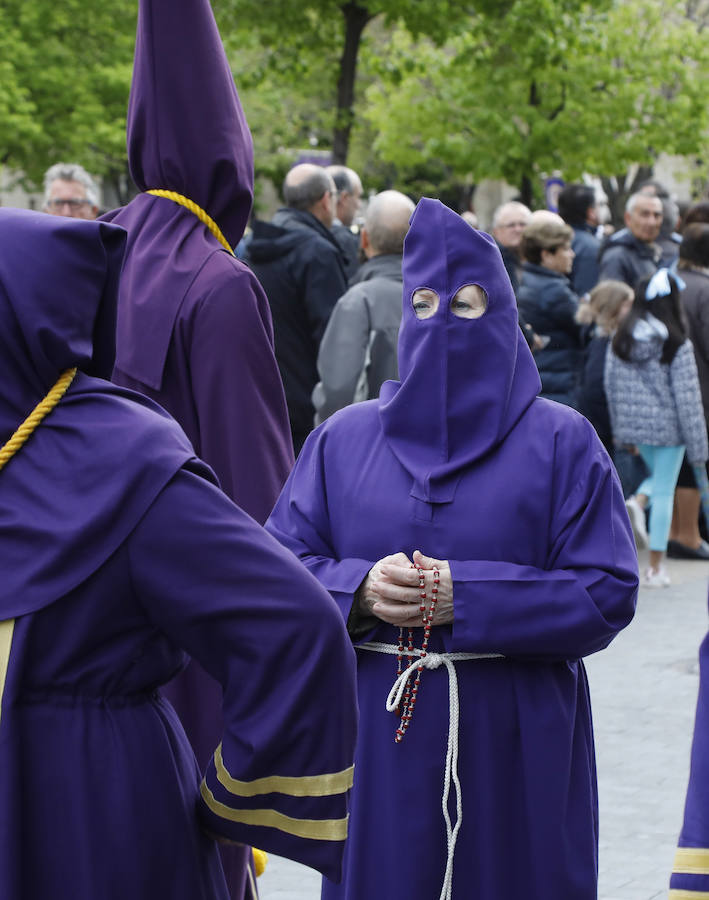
[146,189,234,255]
[359,641,504,900]
[0,368,77,472]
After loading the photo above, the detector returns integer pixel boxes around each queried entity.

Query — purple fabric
[1,468,357,897]
[379,198,541,502]
[265,199,638,898]
[0,209,200,618]
[103,0,292,518]
[107,0,253,388]
[670,614,709,894]
[102,5,294,895]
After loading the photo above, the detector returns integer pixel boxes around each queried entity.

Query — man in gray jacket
[312,190,415,424]
[598,192,662,288]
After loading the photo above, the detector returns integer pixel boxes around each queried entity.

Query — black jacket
[577,334,613,454]
[517,262,584,408]
[245,208,347,452]
[598,228,660,288]
[570,225,600,297]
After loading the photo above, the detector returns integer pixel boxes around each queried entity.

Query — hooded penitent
[379,197,541,503]
[265,198,637,900]
[103,0,293,522]
[103,5,294,895]
[106,0,253,389]
[0,209,206,896]
[0,209,201,617]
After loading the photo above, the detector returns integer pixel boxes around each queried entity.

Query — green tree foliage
[364,0,709,204]
[217,0,481,164]
[0,0,136,189]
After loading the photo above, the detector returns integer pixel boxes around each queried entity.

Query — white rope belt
[359,641,504,900]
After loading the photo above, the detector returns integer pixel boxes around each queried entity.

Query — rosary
[394,562,440,742]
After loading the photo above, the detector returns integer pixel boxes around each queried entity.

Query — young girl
[576,280,634,456]
[605,268,708,587]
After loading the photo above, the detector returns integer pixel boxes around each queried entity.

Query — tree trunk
[332,2,373,164]
[518,80,539,207]
[520,174,534,208]
[600,164,654,229]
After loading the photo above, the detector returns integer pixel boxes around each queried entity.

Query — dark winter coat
[680,268,709,424]
[570,225,601,297]
[577,333,613,454]
[598,228,661,289]
[245,208,347,452]
[517,262,584,408]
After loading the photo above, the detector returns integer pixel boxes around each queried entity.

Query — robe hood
[0,209,206,617]
[104,0,255,389]
[379,198,541,503]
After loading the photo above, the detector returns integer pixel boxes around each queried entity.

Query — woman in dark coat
[517,218,585,407]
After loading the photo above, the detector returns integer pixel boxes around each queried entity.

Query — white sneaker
[625,496,649,550]
[643,565,670,588]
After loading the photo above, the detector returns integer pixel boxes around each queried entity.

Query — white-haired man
[598,192,662,287]
[327,164,363,278]
[43,162,100,219]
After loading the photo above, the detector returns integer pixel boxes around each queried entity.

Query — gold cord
[0,368,77,471]
[146,189,234,255]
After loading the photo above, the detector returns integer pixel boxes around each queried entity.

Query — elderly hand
[366,549,454,628]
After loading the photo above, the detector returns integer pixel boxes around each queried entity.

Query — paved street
[259,551,709,899]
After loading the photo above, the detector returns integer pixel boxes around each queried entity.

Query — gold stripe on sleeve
[214,743,354,798]
[674,848,709,875]
[200,781,348,842]
[669,891,709,899]
[0,619,15,728]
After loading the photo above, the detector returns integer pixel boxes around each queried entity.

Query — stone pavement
[259,551,709,899]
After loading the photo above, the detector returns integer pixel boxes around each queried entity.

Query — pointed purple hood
[103,0,255,388]
[379,198,541,502]
[0,209,205,618]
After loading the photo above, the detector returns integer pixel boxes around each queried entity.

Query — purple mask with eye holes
[378,198,541,503]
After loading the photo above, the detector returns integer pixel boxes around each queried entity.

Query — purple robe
[669,614,709,896]
[0,209,357,898]
[266,199,639,898]
[102,3,294,893]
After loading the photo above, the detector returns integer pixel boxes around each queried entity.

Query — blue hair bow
[645,267,686,300]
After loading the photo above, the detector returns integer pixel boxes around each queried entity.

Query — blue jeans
[636,444,686,552]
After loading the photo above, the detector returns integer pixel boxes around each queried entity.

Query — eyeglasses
[498,221,528,229]
[46,198,91,211]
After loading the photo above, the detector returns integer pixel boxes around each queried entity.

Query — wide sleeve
[450,425,638,660]
[266,427,374,624]
[189,257,294,522]
[670,341,708,465]
[313,289,370,423]
[670,627,709,897]
[128,467,357,881]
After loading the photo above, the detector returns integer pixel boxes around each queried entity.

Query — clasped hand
[359,549,454,628]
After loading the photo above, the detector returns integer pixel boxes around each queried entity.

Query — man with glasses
[327,165,364,279]
[43,162,100,219]
[491,199,542,350]
[491,200,532,294]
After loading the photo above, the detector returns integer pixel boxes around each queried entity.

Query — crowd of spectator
[42,156,709,588]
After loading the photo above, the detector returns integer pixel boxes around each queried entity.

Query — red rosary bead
[394,562,439,742]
